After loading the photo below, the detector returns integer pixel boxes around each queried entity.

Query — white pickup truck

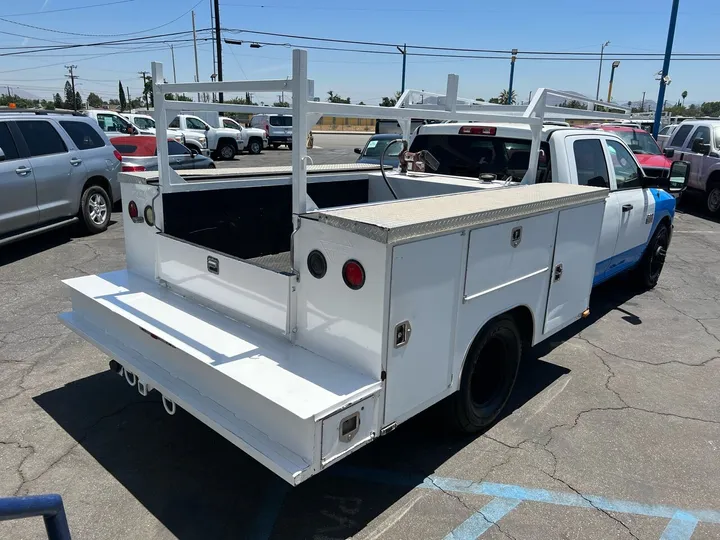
[58,51,688,486]
[189,111,268,155]
[405,121,689,288]
[169,113,243,160]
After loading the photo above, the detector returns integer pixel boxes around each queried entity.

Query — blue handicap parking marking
[660,511,699,540]
[444,497,521,540]
[331,467,720,540]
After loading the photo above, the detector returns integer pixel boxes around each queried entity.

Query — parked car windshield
[362,138,402,158]
[613,130,661,155]
[409,134,542,180]
[133,117,155,129]
[269,116,292,127]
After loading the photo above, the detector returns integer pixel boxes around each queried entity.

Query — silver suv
[0,112,121,246]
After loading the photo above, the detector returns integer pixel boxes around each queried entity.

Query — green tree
[63,81,74,109]
[53,93,63,109]
[118,81,127,111]
[681,90,688,106]
[327,90,350,104]
[561,100,588,110]
[75,91,82,110]
[42,100,55,110]
[227,95,257,105]
[476,98,485,102]
[358,101,366,105]
[87,92,103,108]
[498,89,517,105]
[143,77,154,108]
[379,90,402,107]
[272,101,290,107]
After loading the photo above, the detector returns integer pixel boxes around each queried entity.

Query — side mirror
[204,125,210,132]
[354,148,361,154]
[691,138,710,155]
[126,125,134,135]
[667,160,690,193]
[190,149,198,158]
[664,148,675,158]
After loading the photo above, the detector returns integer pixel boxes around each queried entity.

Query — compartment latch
[394,320,412,348]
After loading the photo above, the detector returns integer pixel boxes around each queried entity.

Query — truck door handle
[70,157,82,166]
[15,166,31,176]
[622,204,633,212]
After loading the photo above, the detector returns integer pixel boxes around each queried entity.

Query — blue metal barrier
[0,494,71,540]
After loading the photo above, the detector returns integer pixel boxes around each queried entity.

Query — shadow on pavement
[34,280,642,539]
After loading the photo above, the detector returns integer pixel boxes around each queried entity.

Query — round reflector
[342,260,365,290]
[307,250,327,279]
[128,200,138,219]
[144,205,155,226]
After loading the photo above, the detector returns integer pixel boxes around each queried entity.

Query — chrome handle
[622,204,633,212]
[15,166,31,176]
[70,157,82,166]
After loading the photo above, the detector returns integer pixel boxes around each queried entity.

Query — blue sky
[0,0,716,107]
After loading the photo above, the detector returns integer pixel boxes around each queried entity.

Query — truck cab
[168,114,240,160]
[408,123,686,285]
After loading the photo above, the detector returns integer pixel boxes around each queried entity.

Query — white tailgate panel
[384,233,464,423]
[464,212,556,299]
[156,234,289,333]
[543,202,605,336]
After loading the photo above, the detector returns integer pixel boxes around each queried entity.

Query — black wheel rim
[469,336,509,410]
[649,228,669,280]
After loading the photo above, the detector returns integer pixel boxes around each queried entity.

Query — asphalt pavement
[0,142,719,539]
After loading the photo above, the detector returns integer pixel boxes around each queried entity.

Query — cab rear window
[269,116,292,127]
[409,134,547,181]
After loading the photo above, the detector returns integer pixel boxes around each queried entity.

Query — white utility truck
[58,50,684,486]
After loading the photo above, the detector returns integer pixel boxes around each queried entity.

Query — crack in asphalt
[12,400,155,496]
[0,439,36,493]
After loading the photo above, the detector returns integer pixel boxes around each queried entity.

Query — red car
[596,125,672,178]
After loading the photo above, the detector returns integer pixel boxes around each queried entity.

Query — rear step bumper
[59,270,382,485]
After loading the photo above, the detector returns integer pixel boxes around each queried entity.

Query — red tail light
[459,126,497,135]
[265,124,270,136]
[342,260,365,290]
[113,149,123,161]
[122,164,146,172]
[128,201,138,219]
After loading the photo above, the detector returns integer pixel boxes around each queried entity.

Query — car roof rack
[0,108,86,116]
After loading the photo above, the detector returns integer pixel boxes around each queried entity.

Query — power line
[0,0,204,38]
[3,0,137,17]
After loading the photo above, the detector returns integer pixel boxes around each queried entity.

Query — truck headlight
[199,136,207,147]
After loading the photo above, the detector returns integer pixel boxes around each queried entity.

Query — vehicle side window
[169,117,180,128]
[691,126,711,146]
[186,117,207,130]
[59,121,105,150]
[112,143,137,154]
[0,122,20,160]
[659,126,672,136]
[134,117,154,129]
[98,114,130,133]
[669,124,693,148]
[223,119,239,129]
[573,139,609,188]
[17,121,67,156]
[168,141,190,155]
[606,140,641,189]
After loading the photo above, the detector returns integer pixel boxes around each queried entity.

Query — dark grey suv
[0,113,121,246]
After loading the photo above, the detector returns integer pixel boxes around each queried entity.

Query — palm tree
[681,90,688,106]
[498,89,517,105]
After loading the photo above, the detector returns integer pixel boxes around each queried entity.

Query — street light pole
[595,41,610,100]
[653,0,680,138]
[641,91,646,111]
[507,49,518,105]
[607,61,620,103]
[170,44,177,83]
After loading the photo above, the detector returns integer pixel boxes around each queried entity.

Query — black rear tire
[448,316,522,433]
[80,185,111,234]
[706,186,720,214]
[634,222,670,289]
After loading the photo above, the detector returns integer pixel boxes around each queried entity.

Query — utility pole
[607,61,620,103]
[595,41,610,100]
[641,91,646,112]
[138,70,149,110]
[170,44,177,83]
[396,44,407,93]
[653,0,680,138]
[210,0,217,83]
[507,49,518,105]
[192,11,201,103]
[127,86,131,111]
[214,0,223,102]
[65,65,78,111]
